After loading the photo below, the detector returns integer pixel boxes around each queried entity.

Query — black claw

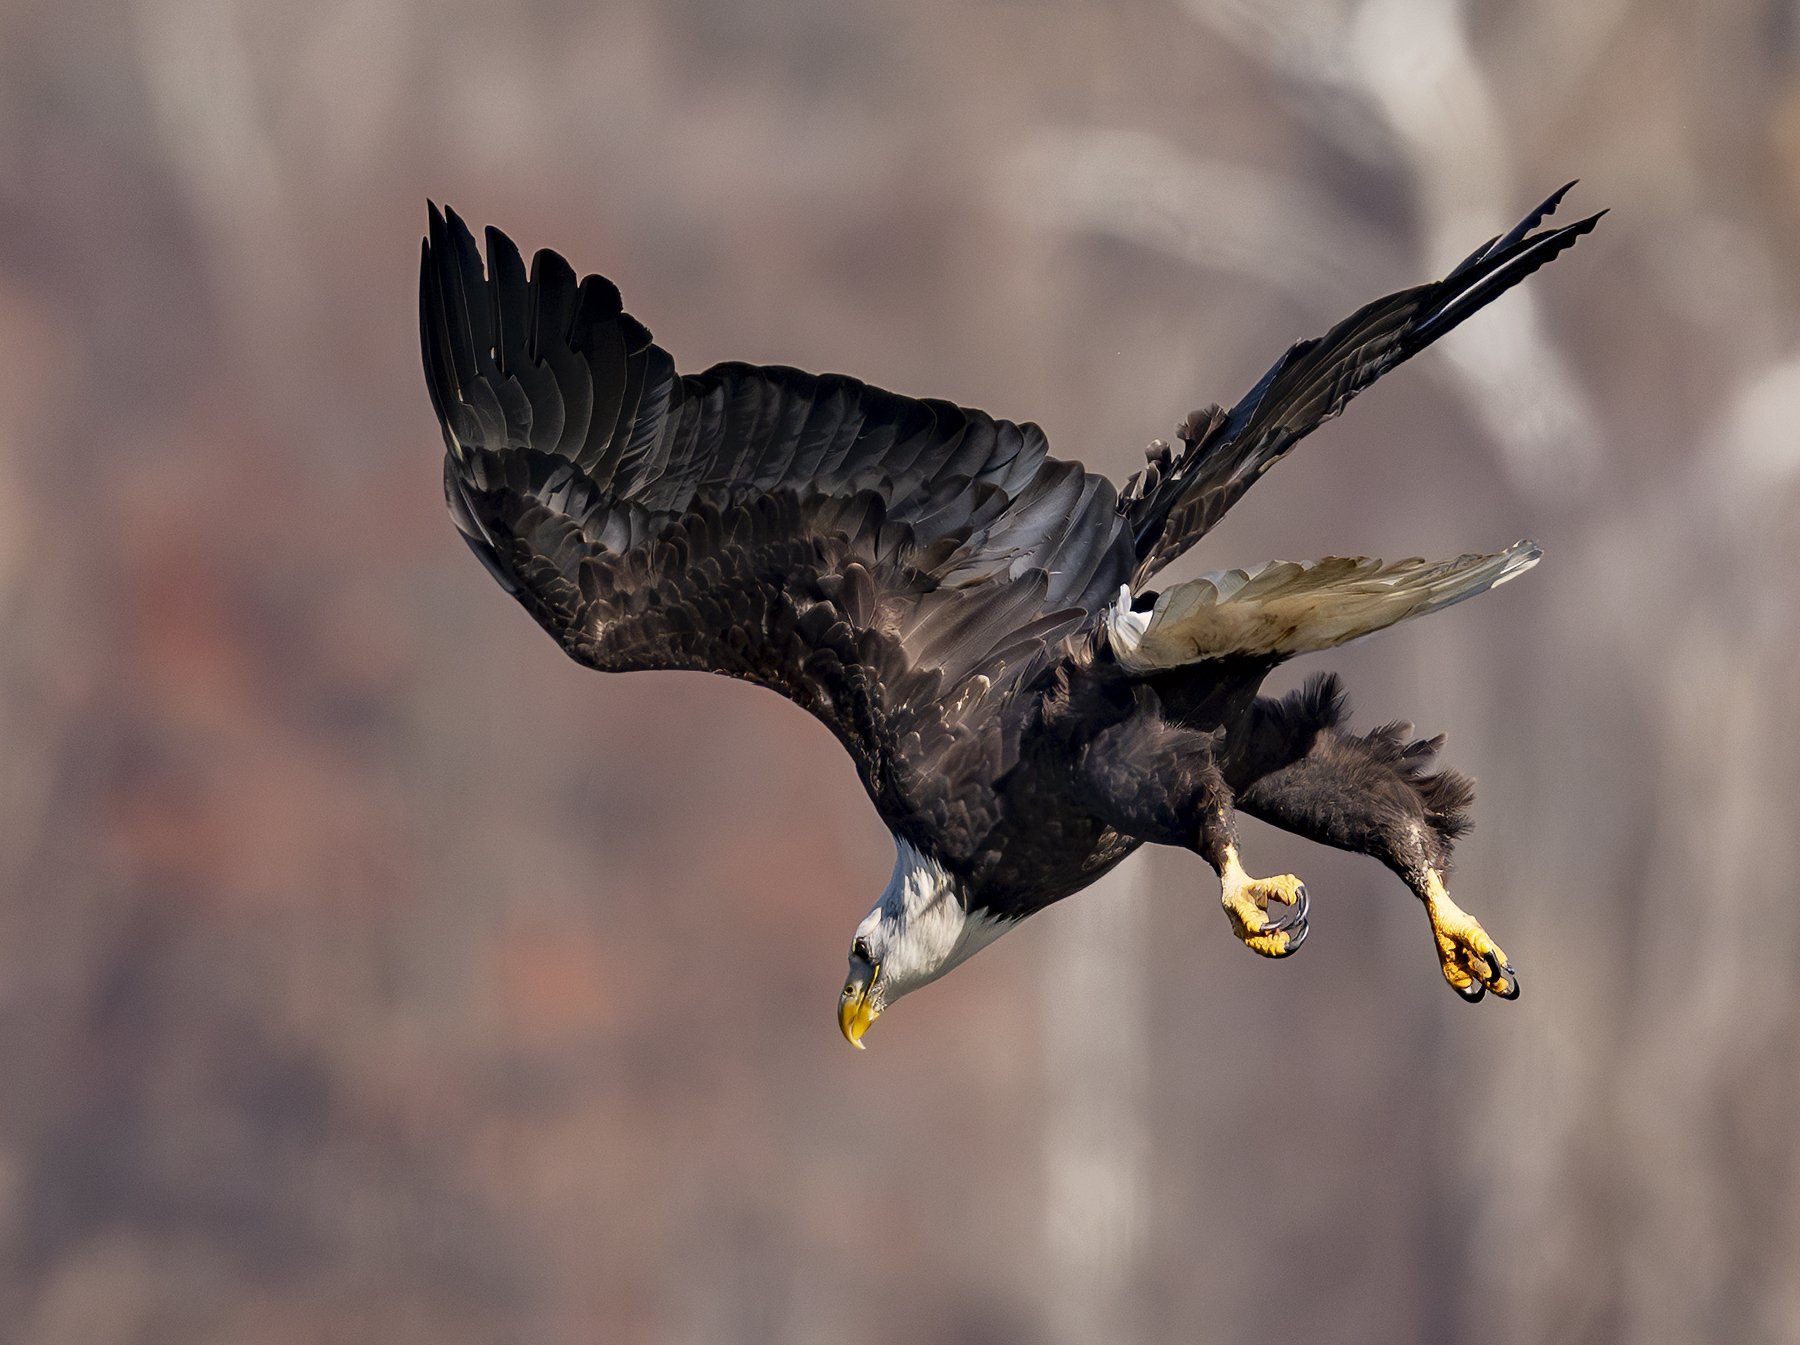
[1492,956,1521,1001]
[1286,918,1309,954]
[1268,914,1309,958]
[1452,972,1486,1004]
[1263,885,1311,934]
[1482,950,1521,1000]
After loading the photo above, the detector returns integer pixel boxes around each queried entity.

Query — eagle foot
[1422,872,1517,1002]
[1218,850,1309,959]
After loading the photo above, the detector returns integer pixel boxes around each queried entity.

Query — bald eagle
[420,185,1599,1046]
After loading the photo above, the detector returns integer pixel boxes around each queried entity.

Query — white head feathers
[853,838,1016,1005]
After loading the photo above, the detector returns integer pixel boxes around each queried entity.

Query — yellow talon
[1217,844,1309,959]
[1422,870,1517,1001]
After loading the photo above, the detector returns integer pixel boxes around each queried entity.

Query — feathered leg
[1071,685,1309,958]
[1193,762,1311,960]
[1229,675,1518,1001]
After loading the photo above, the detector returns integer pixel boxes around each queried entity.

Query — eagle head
[838,838,1015,1048]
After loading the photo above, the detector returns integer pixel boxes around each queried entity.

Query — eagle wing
[1106,540,1541,672]
[420,206,1133,837]
[1121,183,1605,587]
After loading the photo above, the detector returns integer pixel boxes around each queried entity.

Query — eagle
[419,185,1600,1047]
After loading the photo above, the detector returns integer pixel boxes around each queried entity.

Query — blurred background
[0,0,1797,1340]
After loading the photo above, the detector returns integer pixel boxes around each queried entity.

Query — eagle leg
[1191,765,1309,959]
[1212,841,1309,959]
[1420,869,1518,1001]
[1231,675,1518,1001]
[1072,683,1309,958]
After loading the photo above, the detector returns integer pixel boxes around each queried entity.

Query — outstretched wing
[1106,540,1541,672]
[1121,183,1604,586]
[421,206,1133,833]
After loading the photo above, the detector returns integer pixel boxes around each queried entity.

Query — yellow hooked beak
[838,960,882,1049]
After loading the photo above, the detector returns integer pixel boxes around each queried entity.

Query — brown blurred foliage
[0,0,1797,1341]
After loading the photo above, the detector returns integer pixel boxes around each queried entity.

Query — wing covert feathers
[1120,184,1602,585]
[421,203,1140,816]
[1106,541,1541,672]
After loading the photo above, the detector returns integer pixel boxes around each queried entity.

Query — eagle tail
[1105,540,1540,672]
[1123,184,1602,586]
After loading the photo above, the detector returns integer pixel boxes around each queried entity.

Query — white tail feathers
[1106,540,1541,673]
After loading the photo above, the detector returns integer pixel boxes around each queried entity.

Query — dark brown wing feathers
[421,204,1134,826]
[1121,183,1605,586]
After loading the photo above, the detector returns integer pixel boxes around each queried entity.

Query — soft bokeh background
[0,0,1797,1340]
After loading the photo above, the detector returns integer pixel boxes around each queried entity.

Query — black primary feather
[1122,183,1605,586]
